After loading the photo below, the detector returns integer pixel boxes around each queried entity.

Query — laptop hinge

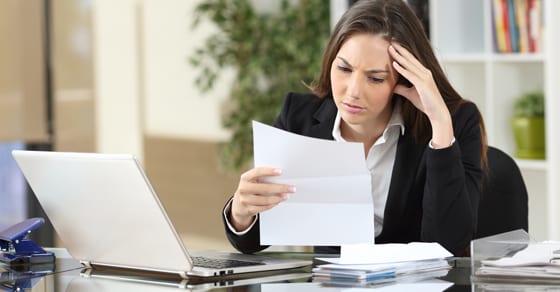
[80,260,92,268]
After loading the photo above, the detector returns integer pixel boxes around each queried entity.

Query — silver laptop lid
[11,150,193,276]
[76,268,311,290]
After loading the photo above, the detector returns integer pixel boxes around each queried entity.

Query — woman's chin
[341,115,367,127]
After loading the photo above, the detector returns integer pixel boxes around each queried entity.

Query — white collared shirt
[331,101,404,236]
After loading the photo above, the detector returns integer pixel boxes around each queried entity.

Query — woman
[222,0,487,256]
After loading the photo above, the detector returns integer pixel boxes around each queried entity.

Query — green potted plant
[511,90,545,159]
[190,0,329,171]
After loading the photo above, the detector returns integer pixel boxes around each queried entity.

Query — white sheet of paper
[481,242,560,267]
[314,258,450,273]
[317,242,453,265]
[252,121,374,246]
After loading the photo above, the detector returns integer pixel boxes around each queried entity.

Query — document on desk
[317,242,453,265]
[480,241,560,267]
[475,242,560,280]
[252,121,374,246]
[262,281,453,291]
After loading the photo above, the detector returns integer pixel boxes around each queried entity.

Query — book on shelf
[528,0,542,52]
[515,0,530,52]
[491,0,543,54]
[507,0,519,52]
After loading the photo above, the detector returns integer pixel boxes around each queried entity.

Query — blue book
[507,0,519,52]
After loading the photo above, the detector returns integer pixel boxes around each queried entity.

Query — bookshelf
[430,0,560,241]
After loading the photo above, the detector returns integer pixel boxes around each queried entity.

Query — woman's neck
[340,107,392,157]
[341,121,385,154]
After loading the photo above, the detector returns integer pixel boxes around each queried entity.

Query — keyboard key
[191,256,264,269]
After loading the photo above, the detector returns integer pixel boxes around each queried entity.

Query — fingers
[237,179,295,208]
[240,167,282,182]
[235,192,286,215]
[388,42,450,127]
[389,42,425,74]
[388,45,422,108]
[232,166,296,222]
[391,60,414,86]
[239,167,294,196]
[389,43,433,86]
[231,185,292,230]
[241,181,294,198]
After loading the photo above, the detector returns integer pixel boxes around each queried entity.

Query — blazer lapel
[308,97,337,140]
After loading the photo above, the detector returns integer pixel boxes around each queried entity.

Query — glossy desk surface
[0,249,557,291]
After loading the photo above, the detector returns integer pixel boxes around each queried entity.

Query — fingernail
[282,194,290,200]
[288,186,296,193]
[273,168,282,175]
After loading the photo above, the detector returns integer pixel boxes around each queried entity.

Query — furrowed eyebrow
[336,56,389,74]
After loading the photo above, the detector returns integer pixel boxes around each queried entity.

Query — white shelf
[437,54,486,63]
[431,0,559,241]
[438,53,544,63]
[515,159,547,171]
[490,53,545,63]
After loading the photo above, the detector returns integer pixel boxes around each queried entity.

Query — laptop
[11,150,311,279]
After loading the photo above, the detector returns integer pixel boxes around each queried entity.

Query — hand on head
[230,167,296,231]
[388,42,454,148]
[388,42,448,122]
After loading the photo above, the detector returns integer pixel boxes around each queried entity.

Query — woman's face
[330,33,399,130]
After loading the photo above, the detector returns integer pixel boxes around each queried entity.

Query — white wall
[140,0,342,141]
[92,0,234,156]
[330,0,348,30]
[92,0,143,155]
[141,0,232,141]
[94,0,348,147]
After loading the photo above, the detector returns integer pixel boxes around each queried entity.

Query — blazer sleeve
[421,102,483,255]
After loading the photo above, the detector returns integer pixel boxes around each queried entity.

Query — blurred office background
[0,0,369,251]
[3,0,556,251]
[0,0,253,251]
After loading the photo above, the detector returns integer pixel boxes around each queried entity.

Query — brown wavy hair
[310,0,487,169]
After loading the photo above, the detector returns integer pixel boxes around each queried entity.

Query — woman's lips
[343,102,364,113]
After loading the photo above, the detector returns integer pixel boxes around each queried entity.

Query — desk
[0,249,556,291]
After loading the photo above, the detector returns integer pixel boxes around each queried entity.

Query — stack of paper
[263,281,454,291]
[475,242,560,281]
[312,259,451,284]
[312,242,452,285]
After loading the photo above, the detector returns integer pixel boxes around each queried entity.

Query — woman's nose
[347,74,363,98]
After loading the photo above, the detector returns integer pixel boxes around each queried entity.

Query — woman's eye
[369,77,384,83]
[337,65,351,73]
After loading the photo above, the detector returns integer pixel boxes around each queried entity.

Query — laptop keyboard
[191,256,265,269]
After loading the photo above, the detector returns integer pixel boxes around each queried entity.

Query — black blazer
[223,92,483,256]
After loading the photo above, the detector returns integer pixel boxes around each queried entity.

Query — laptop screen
[12,150,193,274]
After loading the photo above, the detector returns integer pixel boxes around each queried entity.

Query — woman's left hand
[388,42,453,148]
[388,42,446,120]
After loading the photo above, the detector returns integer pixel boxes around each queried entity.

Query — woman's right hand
[230,167,296,231]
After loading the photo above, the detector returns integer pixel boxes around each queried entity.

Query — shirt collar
[332,100,405,142]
